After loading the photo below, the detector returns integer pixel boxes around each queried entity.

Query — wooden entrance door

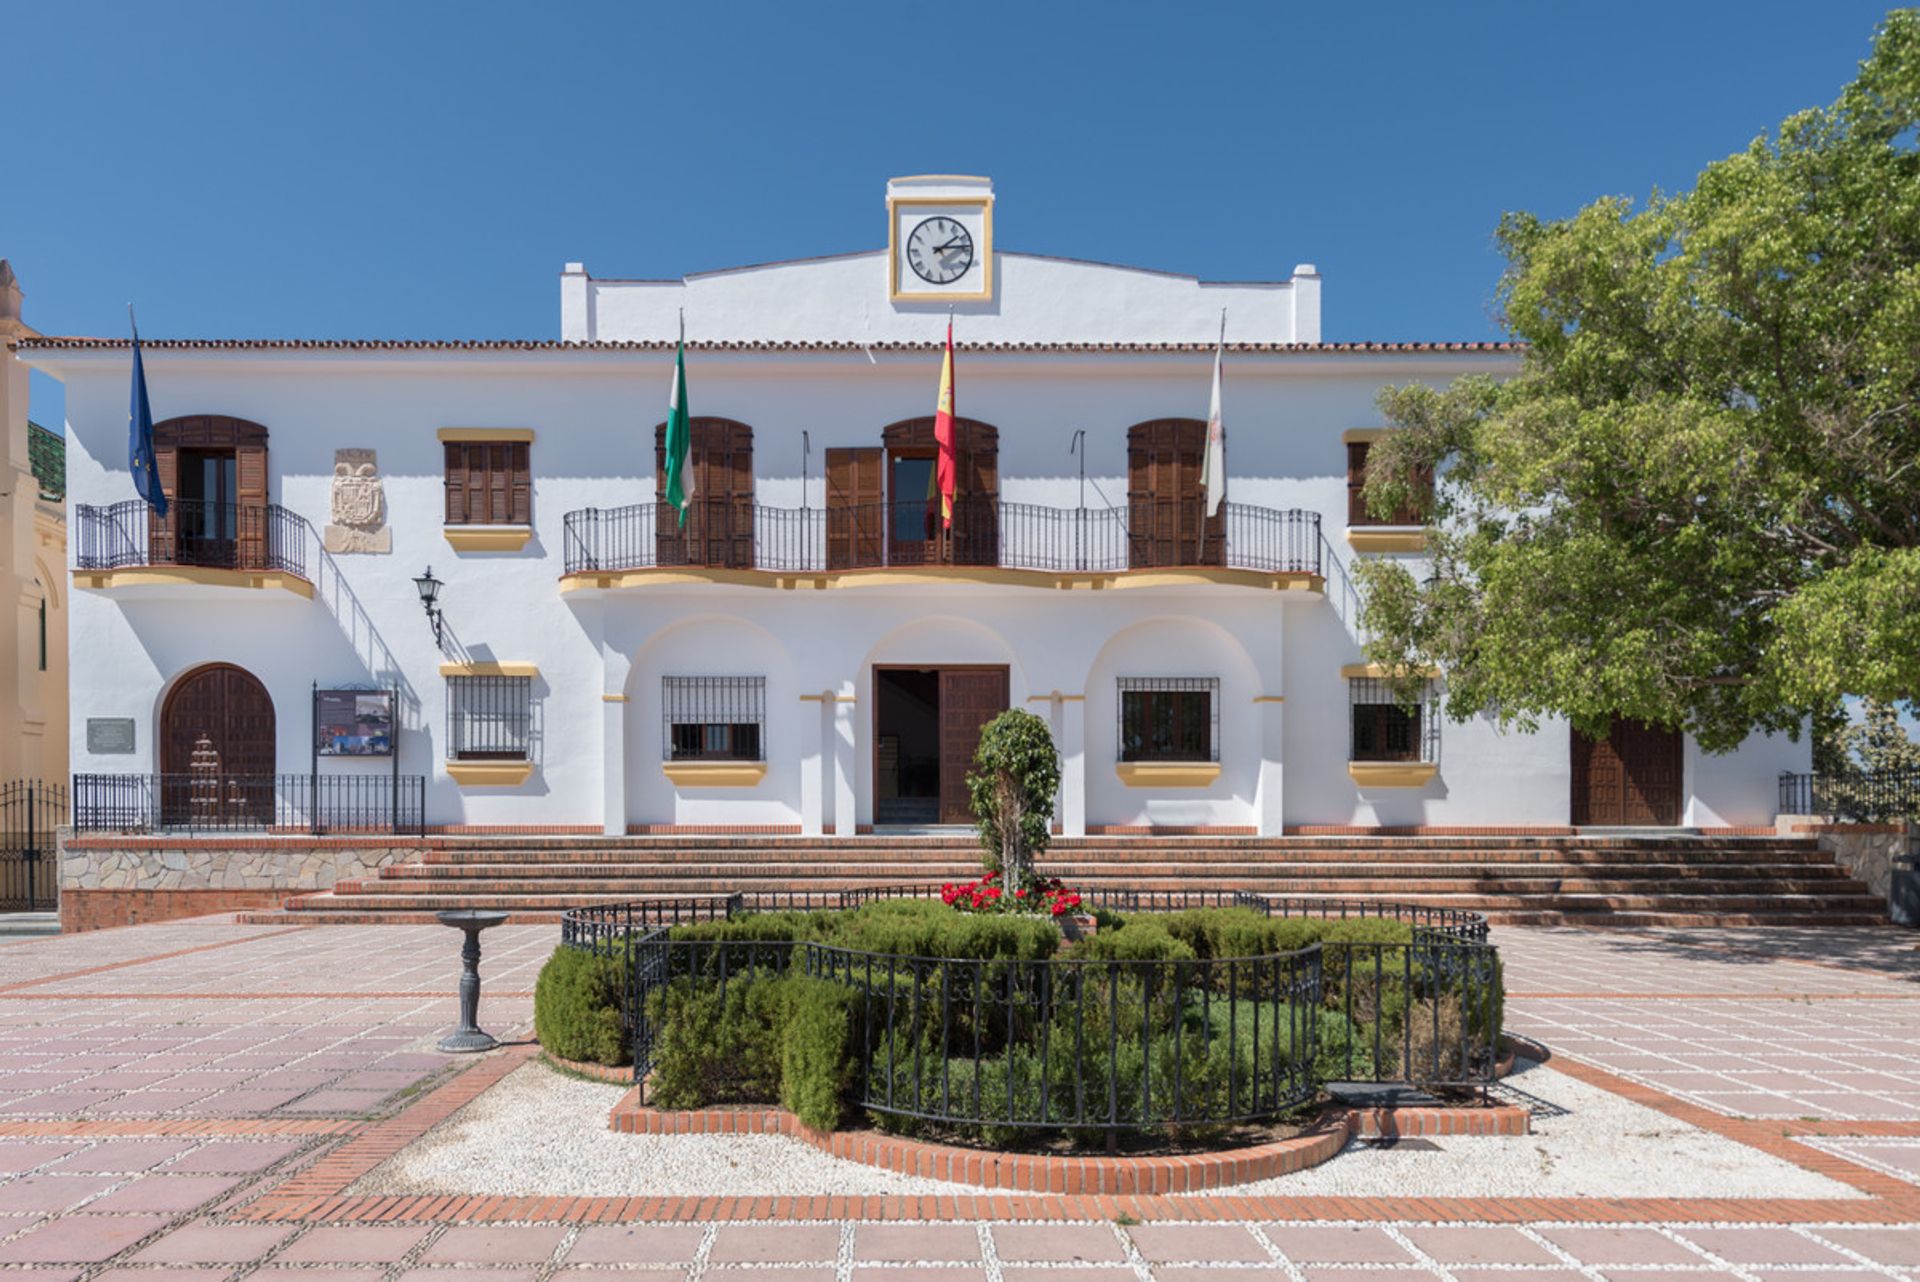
[1127,419,1223,568]
[1570,720,1683,826]
[160,664,276,826]
[937,667,1009,825]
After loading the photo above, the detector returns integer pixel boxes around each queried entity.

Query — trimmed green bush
[670,899,1059,962]
[533,946,629,1066]
[778,979,860,1132]
[966,708,1061,884]
[1071,918,1195,962]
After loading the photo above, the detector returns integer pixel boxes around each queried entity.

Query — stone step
[237,903,1891,930]
[376,859,1860,883]
[338,873,1872,898]
[411,834,1823,854]
[424,845,1842,868]
[285,888,1884,915]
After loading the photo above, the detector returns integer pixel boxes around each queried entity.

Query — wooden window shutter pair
[1126,419,1222,568]
[444,442,531,525]
[653,418,755,568]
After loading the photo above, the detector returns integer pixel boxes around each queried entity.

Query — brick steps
[253,833,1887,929]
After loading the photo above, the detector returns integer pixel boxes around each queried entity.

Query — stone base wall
[58,834,426,932]
[1779,815,1914,901]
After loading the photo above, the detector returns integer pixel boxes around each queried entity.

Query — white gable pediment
[565,250,1319,347]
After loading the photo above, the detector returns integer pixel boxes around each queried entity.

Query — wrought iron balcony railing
[562,497,1321,579]
[74,499,312,581]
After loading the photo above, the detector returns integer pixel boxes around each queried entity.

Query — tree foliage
[965,708,1061,886]
[1357,12,1920,750]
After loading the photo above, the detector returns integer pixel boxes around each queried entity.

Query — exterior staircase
[237,833,1889,928]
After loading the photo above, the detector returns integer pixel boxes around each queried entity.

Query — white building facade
[23,178,1807,839]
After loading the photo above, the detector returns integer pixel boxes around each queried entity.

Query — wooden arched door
[1126,419,1223,568]
[160,664,276,827]
[879,417,999,566]
[655,418,754,569]
[150,416,270,570]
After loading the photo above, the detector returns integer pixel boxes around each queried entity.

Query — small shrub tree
[965,708,1060,887]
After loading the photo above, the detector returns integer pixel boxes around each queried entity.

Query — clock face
[906,215,974,285]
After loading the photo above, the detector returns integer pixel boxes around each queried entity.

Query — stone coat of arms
[323,448,392,554]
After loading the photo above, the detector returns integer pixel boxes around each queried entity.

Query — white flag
[1200,336,1225,516]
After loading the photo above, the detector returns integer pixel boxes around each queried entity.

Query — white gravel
[1229,1058,1863,1200]
[349,1062,970,1197]
[351,1056,1864,1201]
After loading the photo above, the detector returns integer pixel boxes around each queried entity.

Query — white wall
[35,336,1799,832]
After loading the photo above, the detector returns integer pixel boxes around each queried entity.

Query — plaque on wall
[87,717,137,754]
[314,689,395,758]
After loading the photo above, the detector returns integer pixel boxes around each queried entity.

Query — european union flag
[128,310,166,517]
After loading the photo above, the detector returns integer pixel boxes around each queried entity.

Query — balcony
[560,497,1322,590]
[72,499,314,598]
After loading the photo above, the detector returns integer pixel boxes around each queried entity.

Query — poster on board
[314,689,395,758]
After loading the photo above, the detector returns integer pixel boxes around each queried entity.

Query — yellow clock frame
[888,193,994,303]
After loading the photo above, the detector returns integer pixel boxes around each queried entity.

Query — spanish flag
[929,319,957,528]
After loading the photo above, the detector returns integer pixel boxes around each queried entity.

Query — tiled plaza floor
[0,914,1914,1282]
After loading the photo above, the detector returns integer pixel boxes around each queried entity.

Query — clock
[887,178,994,302]
[906,216,974,285]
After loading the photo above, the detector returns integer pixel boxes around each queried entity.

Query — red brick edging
[604,1090,1529,1194]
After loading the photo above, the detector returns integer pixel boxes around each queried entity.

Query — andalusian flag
[930,319,957,528]
[662,318,696,527]
[1200,317,1226,517]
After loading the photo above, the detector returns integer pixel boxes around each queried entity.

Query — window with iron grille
[1118,677,1219,762]
[1348,677,1439,763]
[663,676,766,761]
[446,675,532,760]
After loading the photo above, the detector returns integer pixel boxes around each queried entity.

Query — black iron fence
[1780,769,1920,824]
[72,773,425,835]
[558,890,1501,1132]
[562,499,1322,578]
[74,499,311,581]
[0,780,66,912]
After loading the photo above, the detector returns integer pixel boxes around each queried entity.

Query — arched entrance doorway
[160,664,276,826]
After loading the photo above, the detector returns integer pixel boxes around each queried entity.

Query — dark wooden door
[937,667,1009,825]
[160,664,276,826]
[825,447,884,569]
[1571,720,1683,826]
[1127,419,1223,568]
[151,416,270,570]
[656,418,754,568]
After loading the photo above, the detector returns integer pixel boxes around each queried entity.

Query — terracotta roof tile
[11,336,1522,355]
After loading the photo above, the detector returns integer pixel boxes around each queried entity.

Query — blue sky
[6,0,1901,429]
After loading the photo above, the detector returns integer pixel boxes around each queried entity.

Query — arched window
[654,418,754,569]
[150,416,271,569]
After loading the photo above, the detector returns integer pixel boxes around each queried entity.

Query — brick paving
[0,915,1915,1281]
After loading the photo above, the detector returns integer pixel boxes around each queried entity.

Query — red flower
[1015,888,1028,898]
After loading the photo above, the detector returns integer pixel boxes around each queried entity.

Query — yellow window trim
[662,761,769,788]
[1347,761,1438,788]
[445,760,535,787]
[443,526,533,552]
[601,693,629,702]
[438,427,536,443]
[1341,662,1439,680]
[441,660,540,678]
[1114,761,1222,789]
[1345,529,1428,553]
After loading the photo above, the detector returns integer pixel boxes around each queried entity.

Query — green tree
[965,708,1061,887]
[1834,699,1920,774]
[1357,12,1920,751]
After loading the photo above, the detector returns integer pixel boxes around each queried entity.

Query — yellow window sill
[662,761,769,788]
[1345,528,1428,553]
[1347,761,1438,788]
[446,760,535,787]
[440,660,540,678]
[443,525,533,552]
[1114,761,1221,789]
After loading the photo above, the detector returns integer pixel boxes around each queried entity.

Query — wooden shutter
[509,442,531,525]
[149,416,270,566]
[955,421,999,565]
[655,419,754,568]
[236,442,268,567]
[1127,419,1221,568]
[825,447,882,569]
[938,667,1009,824]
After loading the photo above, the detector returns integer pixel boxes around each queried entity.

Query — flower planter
[1057,912,1098,941]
